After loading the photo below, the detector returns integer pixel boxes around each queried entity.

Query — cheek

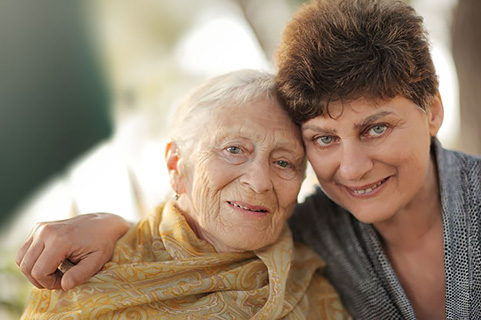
[389,128,432,171]
[276,178,302,212]
[396,147,431,187]
[201,160,242,198]
[306,148,335,182]
[190,159,222,212]
[191,159,241,217]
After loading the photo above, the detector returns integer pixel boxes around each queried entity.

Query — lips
[227,201,269,213]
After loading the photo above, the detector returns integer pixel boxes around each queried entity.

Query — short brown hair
[276,0,439,124]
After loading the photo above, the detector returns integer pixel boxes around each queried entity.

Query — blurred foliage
[0,250,32,320]
[0,0,112,227]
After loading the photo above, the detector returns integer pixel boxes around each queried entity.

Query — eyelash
[275,160,294,170]
[313,135,339,147]
[363,123,389,137]
[313,123,390,147]
[223,146,296,172]
[225,146,242,154]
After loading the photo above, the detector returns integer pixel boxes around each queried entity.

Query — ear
[165,141,186,194]
[165,141,179,172]
[427,91,444,137]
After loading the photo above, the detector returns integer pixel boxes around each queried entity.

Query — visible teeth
[228,201,267,212]
[353,180,383,195]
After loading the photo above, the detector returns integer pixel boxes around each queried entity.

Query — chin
[239,240,272,251]
[348,205,397,225]
[230,236,276,252]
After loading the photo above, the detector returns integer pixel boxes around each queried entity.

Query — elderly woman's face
[301,95,443,224]
[178,97,305,252]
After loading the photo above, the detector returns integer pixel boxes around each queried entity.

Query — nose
[240,160,273,194]
[338,142,373,181]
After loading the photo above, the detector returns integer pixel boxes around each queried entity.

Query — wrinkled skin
[16,213,130,290]
[174,97,305,252]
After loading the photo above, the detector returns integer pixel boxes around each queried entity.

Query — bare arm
[16,213,130,290]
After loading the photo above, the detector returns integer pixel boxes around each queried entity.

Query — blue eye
[317,136,334,145]
[226,146,241,154]
[368,125,387,136]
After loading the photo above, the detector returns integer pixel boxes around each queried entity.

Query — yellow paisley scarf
[22,201,349,319]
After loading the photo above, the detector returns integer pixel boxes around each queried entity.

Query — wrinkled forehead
[209,96,290,124]
[205,98,304,151]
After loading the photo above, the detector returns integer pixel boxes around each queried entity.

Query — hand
[16,213,130,291]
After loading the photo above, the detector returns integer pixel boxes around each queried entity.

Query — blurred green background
[0,1,112,227]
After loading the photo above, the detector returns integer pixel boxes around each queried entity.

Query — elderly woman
[18,0,481,319]
[19,70,349,319]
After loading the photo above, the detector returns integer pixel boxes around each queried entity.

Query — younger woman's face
[301,95,443,224]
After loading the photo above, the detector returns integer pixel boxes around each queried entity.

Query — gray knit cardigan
[289,140,481,319]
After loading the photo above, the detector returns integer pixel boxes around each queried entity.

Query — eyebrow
[301,122,337,134]
[215,132,304,156]
[302,111,394,134]
[354,111,393,130]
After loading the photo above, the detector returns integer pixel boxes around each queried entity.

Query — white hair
[170,69,278,155]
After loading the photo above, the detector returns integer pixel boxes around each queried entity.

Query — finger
[31,246,70,290]
[33,268,63,290]
[61,253,106,290]
[15,222,43,266]
[15,236,34,267]
[19,239,45,289]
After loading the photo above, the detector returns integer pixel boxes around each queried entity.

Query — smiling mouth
[227,201,269,213]
[349,178,389,195]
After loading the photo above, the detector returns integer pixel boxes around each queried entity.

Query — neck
[174,195,202,237]
[374,156,442,250]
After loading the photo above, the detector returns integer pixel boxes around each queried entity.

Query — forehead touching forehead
[169,70,280,154]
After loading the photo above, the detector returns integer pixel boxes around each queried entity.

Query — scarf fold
[22,201,348,319]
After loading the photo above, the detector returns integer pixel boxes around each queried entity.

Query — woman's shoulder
[437,146,481,213]
[290,187,342,223]
[437,142,481,180]
[108,203,168,264]
[289,187,351,230]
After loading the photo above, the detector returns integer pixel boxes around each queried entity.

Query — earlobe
[427,91,444,137]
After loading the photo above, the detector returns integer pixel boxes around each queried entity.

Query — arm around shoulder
[16,212,131,291]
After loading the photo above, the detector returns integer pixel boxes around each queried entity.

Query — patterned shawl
[22,201,349,319]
